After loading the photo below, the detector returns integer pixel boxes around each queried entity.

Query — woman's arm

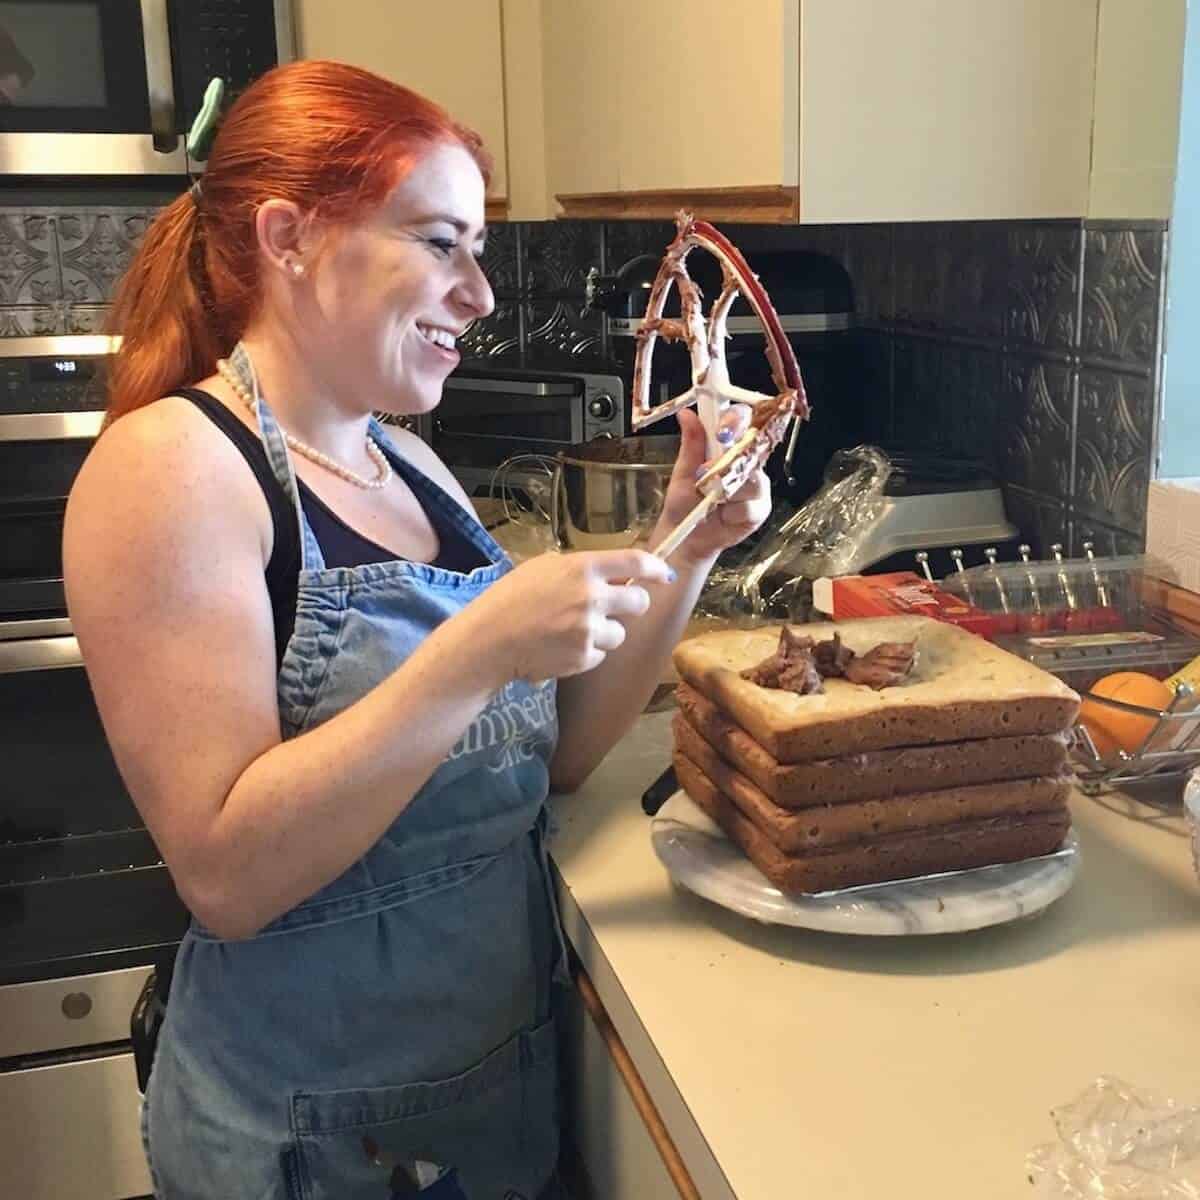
[550,552,714,792]
[65,400,667,939]
[550,408,771,791]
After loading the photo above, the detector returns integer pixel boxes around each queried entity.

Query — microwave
[413,367,626,497]
[0,0,294,176]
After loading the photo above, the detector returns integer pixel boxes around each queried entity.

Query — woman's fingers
[688,467,770,536]
[591,616,628,652]
[726,466,769,500]
[588,548,674,587]
[714,403,752,448]
[718,499,764,529]
[671,408,709,482]
[604,582,652,619]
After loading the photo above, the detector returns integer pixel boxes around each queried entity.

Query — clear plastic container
[940,553,1158,633]
[941,553,1200,694]
[994,628,1200,696]
[943,553,1200,787]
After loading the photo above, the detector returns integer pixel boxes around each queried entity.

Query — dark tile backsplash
[1074,367,1155,533]
[1080,227,1163,370]
[0,205,154,335]
[22,196,1164,555]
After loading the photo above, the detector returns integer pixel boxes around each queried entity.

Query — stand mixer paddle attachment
[630,212,810,562]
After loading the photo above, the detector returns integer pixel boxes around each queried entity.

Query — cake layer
[672,617,1080,763]
[672,751,1072,895]
[675,684,1071,807]
[673,713,1070,851]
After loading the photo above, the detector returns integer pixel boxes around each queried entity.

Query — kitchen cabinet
[1088,0,1186,219]
[560,967,685,1200]
[551,712,1200,1200]
[289,0,1183,225]
[539,0,1100,223]
[293,0,509,216]
[541,0,797,218]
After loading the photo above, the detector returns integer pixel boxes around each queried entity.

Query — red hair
[106,61,491,422]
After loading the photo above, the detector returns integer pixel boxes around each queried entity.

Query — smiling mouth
[416,324,459,353]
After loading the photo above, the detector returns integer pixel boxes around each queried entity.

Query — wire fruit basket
[938,545,1200,793]
[1070,682,1200,792]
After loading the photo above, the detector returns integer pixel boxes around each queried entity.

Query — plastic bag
[1026,1077,1200,1198]
[697,444,892,622]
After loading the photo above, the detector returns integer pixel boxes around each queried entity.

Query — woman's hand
[650,406,773,567]
[468,547,675,684]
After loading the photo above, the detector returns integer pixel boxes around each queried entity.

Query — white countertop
[549,712,1200,1200]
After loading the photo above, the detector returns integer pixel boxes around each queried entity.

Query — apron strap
[231,342,327,573]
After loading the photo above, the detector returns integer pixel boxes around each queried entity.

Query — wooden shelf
[555,185,800,224]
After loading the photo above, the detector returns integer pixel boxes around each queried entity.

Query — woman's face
[304,141,494,415]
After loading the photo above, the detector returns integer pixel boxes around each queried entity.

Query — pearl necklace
[216,353,392,491]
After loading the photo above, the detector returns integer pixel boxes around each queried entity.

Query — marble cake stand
[650,791,1080,936]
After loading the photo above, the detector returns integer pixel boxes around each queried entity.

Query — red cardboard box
[812,572,1011,638]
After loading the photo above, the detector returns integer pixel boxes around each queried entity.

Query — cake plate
[650,791,1079,936]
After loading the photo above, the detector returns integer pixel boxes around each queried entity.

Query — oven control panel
[0,339,115,442]
[0,356,106,416]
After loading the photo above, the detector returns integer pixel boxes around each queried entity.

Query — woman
[64,62,771,1199]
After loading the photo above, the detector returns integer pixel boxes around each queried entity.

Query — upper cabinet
[539,0,1101,223]
[541,0,798,217]
[290,0,1186,225]
[1088,0,1187,220]
[293,0,510,215]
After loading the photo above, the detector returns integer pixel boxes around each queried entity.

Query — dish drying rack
[934,542,1200,793]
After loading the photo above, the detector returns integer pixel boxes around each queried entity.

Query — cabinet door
[540,0,623,197]
[542,0,1099,222]
[560,967,693,1200]
[544,0,799,219]
[294,0,509,205]
[617,0,797,193]
[800,0,1098,221]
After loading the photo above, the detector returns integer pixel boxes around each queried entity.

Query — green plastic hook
[186,76,225,162]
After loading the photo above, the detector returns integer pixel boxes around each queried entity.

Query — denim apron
[141,389,567,1200]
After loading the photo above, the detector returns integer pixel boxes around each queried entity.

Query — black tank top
[176,388,487,665]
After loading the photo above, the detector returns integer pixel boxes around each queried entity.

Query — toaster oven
[415,367,626,496]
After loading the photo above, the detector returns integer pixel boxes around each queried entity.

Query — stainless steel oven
[414,366,626,497]
[0,0,293,176]
[0,336,188,1200]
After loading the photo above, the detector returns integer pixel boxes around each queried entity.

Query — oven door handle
[0,411,105,441]
[0,636,84,675]
[140,0,179,153]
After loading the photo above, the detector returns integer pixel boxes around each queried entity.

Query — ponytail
[106,191,225,421]
[104,61,490,425]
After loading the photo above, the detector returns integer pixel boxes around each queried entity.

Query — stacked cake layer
[670,616,1080,895]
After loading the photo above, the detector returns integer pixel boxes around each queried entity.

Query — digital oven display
[30,359,96,382]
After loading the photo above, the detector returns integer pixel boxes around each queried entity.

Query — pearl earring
[289,259,305,278]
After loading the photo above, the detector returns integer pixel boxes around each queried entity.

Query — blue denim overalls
[141,391,566,1200]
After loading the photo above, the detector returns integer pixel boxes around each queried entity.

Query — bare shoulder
[385,423,481,522]
[79,393,257,492]
[67,394,273,565]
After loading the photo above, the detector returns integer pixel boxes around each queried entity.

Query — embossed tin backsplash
[10,202,1163,558]
[0,207,155,335]
[469,216,1166,559]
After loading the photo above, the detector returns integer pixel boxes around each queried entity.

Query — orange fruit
[1079,672,1175,759]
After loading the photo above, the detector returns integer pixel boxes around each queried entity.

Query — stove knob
[588,393,616,421]
[62,992,92,1020]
